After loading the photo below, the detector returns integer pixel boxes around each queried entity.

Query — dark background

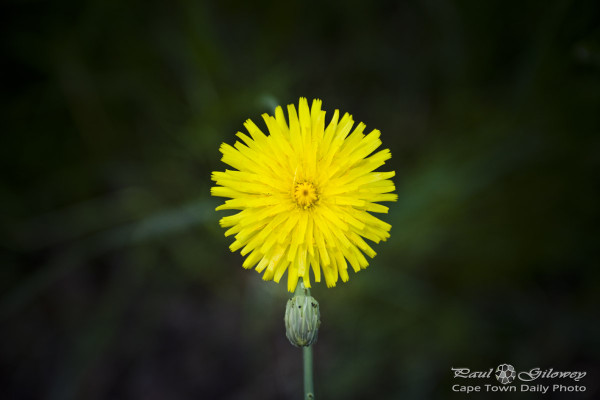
[2,0,599,399]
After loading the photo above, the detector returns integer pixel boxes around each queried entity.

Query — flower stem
[294,281,315,399]
[303,345,315,399]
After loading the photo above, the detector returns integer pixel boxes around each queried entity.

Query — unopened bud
[285,292,321,347]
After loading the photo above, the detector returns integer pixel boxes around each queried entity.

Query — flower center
[293,181,318,209]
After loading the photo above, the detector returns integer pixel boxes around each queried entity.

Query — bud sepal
[284,284,321,347]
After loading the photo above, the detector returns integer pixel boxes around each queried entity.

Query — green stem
[294,280,306,296]
[303,345,314,399]
[294,281,315,399]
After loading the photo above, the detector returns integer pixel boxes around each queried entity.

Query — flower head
[211,98,397,291]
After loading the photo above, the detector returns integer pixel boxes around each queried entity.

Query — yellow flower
[211,98,397,291]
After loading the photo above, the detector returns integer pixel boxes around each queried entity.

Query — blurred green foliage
[2,0,600,399]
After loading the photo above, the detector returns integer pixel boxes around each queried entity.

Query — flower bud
[284,293,321,347]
